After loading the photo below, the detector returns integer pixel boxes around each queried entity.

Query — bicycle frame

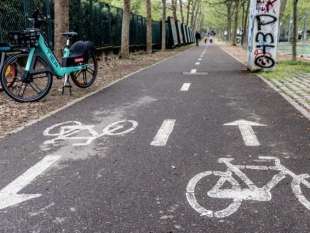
[209,157,310,201]
[25,34,87,78]
[186,156,310,218]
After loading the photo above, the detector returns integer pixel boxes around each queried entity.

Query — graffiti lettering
[257,0,277,13]
[256,14,277,31]
[248,0,280,70]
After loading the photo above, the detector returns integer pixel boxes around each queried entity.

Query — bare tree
[120,0,131,58]
[146,0,152,54]
[54,0,69,58]
[292,0,299,61]
[161,0,167,51]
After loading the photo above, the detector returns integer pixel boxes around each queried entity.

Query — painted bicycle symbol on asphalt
[186,156,310,218]
[43,120,138,146]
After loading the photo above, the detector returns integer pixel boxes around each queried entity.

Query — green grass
[261,60,310,80]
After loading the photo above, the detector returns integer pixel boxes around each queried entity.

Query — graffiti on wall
[247,0,281,70]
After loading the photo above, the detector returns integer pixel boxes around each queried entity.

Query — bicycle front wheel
[1,54,53,102]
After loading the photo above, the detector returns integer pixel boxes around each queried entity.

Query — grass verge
[261,60,310,80]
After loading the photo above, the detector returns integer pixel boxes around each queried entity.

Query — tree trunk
[120,0,131,59]
[186,0,192,25]
[292,0,298,61]
[232,0,240,46]
[280,0,288,20]
[226,5,232,41]
[179,0,184,23]
[172,0,178,20]
[54,0,69,58]
[146,0,152,54]
[193,1,201,32]
[161,0,167,51]
[191,0,199,28]
[241,0,250,48]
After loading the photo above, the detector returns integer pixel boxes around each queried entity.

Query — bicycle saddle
[69,41,95,57]
[62,32,78,38]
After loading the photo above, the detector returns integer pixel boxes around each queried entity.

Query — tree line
[54,0,204,58]
[204,0,309,61]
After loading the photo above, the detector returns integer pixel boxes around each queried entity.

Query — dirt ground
[0,46,193,138]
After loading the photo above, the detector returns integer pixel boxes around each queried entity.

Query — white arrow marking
[190,69,197,74]
[0,155,61,210]
[224,120,266,146]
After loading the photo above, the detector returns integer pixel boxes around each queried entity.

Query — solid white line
[180,83,191,91]
[150,119,176,146]
[1,46,195,139]
[190,69,197,74]
[195,62,200,66]
[0,155,61,209]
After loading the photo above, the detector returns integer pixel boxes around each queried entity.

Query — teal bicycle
[1,11,98,102]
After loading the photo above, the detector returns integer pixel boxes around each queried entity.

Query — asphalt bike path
[0,45,309,232]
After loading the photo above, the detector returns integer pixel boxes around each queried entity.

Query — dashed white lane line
[190,69,197,74]
[150,119,176,146]
[195,62,200,66]
[180,83,191,91]
[198,58,202,61]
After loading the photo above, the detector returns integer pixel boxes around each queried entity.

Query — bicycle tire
[291,174,310,210]
[186,171,242,218]
[0,61,15,91]
[1,53,53,103]
[71,53,98,88]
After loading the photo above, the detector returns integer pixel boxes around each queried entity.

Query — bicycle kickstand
[62,74,72,96]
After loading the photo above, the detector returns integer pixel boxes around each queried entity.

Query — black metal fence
[0,0,194,51]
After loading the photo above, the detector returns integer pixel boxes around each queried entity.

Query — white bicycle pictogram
[186,156,310,218]
[43,120,138,146]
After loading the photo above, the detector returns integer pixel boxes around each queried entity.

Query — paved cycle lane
[0,45,309,233]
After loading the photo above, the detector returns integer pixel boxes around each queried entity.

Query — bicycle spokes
[1,54,53,102]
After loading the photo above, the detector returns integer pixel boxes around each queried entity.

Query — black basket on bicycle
[8,29,40,48]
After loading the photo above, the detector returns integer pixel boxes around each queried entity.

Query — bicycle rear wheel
[71,54,97,88]
[1,54,53,102]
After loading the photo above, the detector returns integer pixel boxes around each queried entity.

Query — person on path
[195,31,201,46]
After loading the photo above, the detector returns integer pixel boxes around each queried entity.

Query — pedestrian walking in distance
[195,31,201,46]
